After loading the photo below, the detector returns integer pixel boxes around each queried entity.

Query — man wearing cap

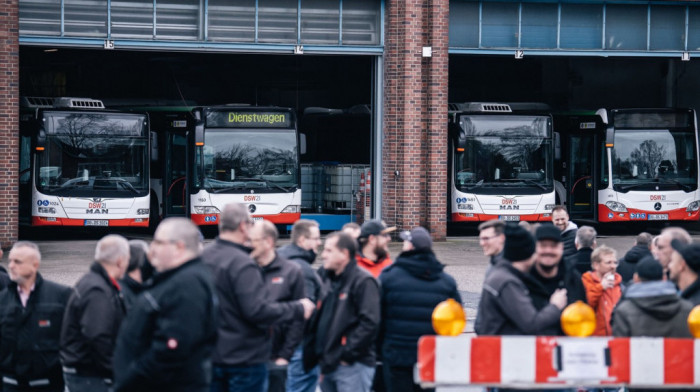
[669,239,700,305]
[356,220,396,278]
[475,224,568,335]
[529,225,586,320]
[612,256,693,337]
[378,227,461,392]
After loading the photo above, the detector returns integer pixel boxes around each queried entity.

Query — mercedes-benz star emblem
[654,202,662,211]
[249,204,257,213]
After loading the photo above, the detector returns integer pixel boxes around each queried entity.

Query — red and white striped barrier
[417,335,700,388]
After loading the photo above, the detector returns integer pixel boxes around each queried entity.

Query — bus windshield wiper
[496,178,547,191]
[211,177,293,193]
[466,179,485,190]
[620,179,691,192]
[115,179,139,194]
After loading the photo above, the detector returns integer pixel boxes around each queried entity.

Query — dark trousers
[382,365,433,392]
[63,372,112,392]
[211,364,267,392]
[267,362,287,392]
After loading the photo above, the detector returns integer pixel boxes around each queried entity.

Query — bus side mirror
[300,133,307,155]
[554,132,561,160]
[195,121,204,146]
[150,132,159,162]
[35,127,46,151]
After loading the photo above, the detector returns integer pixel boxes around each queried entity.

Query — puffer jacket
[582,271,622,336]
[379,249,461,367]
[612,280,693,337]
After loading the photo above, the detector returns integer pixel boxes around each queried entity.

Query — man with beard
[356,220,395,278]
[668,240,700,305]
[528,224,586,334]
[475,224,568,335]
[277,219,324,392]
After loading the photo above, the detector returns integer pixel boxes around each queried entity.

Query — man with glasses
[356,220,396,278]
[201,203,315,392]
[277,219,324,392]
[478,220,505,275]
[113,218,218,392]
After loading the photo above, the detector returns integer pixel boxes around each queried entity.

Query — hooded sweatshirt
[612,280,693,337]
[616,245,653,285]
[378,249,461,366]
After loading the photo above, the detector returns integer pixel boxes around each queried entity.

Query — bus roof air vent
[476,103,512,112]
[54,97,105,109]
[21,97,56,108]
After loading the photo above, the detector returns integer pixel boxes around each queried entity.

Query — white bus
[138,105,301,229]
[557,108,700,224]
[448,103,556,224]
[19,97,151,228]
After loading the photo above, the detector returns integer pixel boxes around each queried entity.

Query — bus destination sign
[207,111,292,128]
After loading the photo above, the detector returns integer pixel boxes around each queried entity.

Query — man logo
[248,204,257,213]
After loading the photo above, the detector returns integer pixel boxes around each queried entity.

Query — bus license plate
[648,214,669,221]
[499,215,520,222]
[252,217,263,221]
[85,220,109,226]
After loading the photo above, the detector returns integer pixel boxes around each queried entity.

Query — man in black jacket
[530,224,587,318]
[305,232,380,392]
[113,218,218,392]
[616,232,652,285]
[475,225,567,335]
[570,225,597,275]
[0,241,71,392]
[202,203,315,392]
[552,206,578,259]
[668,240,700,306]
[250,220,306,392]
[277,219,323,392]
[379,227,461,392]
[60,235,129,392]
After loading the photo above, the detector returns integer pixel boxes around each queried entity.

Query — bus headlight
[687,201,700,212]
[194,206,221,214]
[281,205,300,213]
[605,201,627,212]
[38,207,56,214]
[137,208,150,215]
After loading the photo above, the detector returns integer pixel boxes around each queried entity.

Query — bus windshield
[454,115,553,194]
[611,129,698,192]
[36,112,149,197]
[196,128,299,193]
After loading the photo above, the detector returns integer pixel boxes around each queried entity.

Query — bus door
[163,132,190,217]
[566,124,599,221]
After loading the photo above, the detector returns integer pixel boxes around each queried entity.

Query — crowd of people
[0,203,698,392]
[0,204,460,392]
[475,206,700,341]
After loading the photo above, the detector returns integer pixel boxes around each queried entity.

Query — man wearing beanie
[378,227,461,391]
[475,224,568,335]
[612,256,693,337]
[668,239,700,306]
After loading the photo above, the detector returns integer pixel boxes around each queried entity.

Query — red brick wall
[383,0,448,240]
[0,0,19,248]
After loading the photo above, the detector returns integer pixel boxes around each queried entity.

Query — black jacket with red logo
[0,273,71,386]
[262,255,306,361]
[60,262,126,378]
[303,260,380,374]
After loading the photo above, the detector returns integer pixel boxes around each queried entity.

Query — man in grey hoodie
[612,256,693,337]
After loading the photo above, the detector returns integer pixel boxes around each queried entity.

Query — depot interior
[19,36,700,231]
